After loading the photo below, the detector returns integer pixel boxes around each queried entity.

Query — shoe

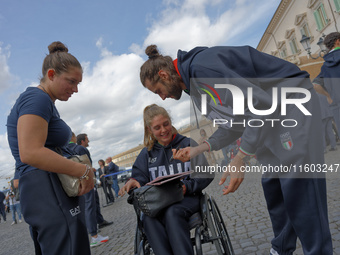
[329,147,337,151]
[98,220,113,229]
[11,221,16,226]
[90,235,109,247]
[270,248,279,255]
[19,220,22,223]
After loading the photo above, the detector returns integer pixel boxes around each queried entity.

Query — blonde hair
[143,104,177,151]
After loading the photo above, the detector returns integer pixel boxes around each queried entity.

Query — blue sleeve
[188,47,312,154]
[17,91,54,122]
[313,74,325,88]
[115,164,119,172]
[107,162,114,172]
[131,148,151,186]
[73,145,92,164]
[184,139,214,195]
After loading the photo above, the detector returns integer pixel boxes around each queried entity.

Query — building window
[300,23,311,37]
[313,3,329,31]
[285,29,300,55]
[289,38,299,55]
[334,0,340,12]
[280,45,288,58]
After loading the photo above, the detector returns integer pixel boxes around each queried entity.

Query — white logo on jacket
[70,206,81,217]
[149,157,157,164]
[148,162,191,180]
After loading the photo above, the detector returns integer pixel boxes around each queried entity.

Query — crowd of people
[4,31,340,254]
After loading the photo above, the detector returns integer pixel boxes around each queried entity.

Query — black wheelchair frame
[131,192,235,255]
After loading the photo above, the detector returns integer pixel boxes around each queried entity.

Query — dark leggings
[143,195,200,255]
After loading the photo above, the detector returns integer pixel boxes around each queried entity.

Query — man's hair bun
[145,45,160,59]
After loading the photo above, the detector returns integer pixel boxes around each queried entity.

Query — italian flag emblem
[280,132,294,151]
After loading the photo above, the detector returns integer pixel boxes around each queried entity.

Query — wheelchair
[130,192,235,255]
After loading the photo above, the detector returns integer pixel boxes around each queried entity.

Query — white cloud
[0,43,12,93]
[143,0,276,56]
[0,133,15,189]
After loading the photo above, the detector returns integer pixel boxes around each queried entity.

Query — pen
[169,146,180,162]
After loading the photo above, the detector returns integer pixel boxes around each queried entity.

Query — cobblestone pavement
[1,148,339,255]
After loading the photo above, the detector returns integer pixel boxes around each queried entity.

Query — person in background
[317,93,337,153]
[75,133,112,247]
[198,128,216,165]
[0,191,6,223]
[106,157,120,198]
[98,159,115,204]
[313,32,340,139]
[6,41,94,254]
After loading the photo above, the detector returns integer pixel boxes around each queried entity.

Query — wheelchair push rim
[205,194,235,255]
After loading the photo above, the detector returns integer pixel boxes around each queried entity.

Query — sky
[0,0,281,189]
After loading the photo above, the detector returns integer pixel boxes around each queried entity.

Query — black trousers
[0,204,6,221]
[143,195,200,255]
[257,89,332,255]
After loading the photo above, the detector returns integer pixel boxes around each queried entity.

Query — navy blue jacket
[131,134,213,195]
[67,142,92,165]
[313,49,340,106]
[177,46,313,155]
[107,162,119,180]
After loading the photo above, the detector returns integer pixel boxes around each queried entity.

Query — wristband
[203,140,211,151]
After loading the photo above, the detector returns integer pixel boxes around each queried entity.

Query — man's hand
[219,154,245,195]
[327,96,333,105]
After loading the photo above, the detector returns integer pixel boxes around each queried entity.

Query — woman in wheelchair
[119,104,213,255]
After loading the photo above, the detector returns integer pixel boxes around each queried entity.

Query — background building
[257,0,340,79]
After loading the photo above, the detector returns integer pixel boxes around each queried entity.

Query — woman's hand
[182,184,187,195]
[118,179,141,197]
[172,143,210,162]
[172,147,190,162]
[78,168,95,196]
[219,154,245,195]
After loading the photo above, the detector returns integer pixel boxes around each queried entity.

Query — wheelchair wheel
[194,225,203,255]
[134,225,142,255]
[141,240,154,255]
[137,239,154,255]
[206,195,235,255]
